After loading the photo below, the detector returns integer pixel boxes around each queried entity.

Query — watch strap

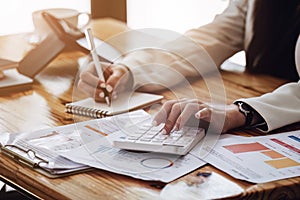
[234,101,254,127]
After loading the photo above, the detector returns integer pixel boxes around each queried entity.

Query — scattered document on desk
[62,138,205,182]
[0,110,206,182]
[60,110,206,182]
[201,130,300,183]
[0,129,90,177]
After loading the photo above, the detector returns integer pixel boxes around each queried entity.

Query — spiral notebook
[65,92,163,118]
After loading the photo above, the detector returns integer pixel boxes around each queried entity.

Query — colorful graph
[271,138,300,154]
[288,135,300,143]
[223,142,269,153]
[261,150,284,159]
[265,158,299,169]
[223,141,300,169]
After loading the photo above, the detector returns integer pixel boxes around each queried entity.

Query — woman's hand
[78,62,132,102]
[152,99,246,134]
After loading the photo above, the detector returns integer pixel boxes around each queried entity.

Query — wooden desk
[0,18,299,200]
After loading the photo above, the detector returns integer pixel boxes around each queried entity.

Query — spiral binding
[65,104,110,118]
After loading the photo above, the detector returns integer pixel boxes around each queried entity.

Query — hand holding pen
[78,61,133,103]
[78,29,134,104]
[85,28,111,106]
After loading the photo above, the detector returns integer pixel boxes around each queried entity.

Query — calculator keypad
[113,123,205,155]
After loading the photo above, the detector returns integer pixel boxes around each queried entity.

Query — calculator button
[127,136,139,140]
[163,139,176,145]
[112,122,205,155]
[151,138,164,142]
[154,136,167,141]
[176,137,193,145]
[150,140,164,144]
[141,135,155,140]
[139,138,151,142]
[170,132,183,137]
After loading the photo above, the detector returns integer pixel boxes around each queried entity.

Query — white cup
[32,8,91,41]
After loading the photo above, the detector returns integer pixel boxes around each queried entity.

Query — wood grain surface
[0,18,299,200]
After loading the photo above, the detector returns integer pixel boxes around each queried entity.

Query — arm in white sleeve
[237,81,300,132]
[239,34,300,132]
[117,0,248,91]
[184,0,248,67]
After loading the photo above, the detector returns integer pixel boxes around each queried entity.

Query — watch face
[235,102,252,116]
[240,103,251,113]
[237,102,254,126]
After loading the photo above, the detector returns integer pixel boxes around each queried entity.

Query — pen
[85,28,111,106]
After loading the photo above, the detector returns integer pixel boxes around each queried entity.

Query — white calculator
[112,122,205,155]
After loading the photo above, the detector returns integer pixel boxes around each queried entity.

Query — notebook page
[70,92,163,115]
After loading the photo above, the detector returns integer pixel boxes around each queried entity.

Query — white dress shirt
[118,0,300,132]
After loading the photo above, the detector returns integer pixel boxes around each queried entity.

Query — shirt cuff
[233,99,268,132]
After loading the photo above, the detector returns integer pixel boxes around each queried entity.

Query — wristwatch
[234,101,254,127]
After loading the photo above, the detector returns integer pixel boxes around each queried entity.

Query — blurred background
[0,0,228,35]
[1,0,244,67]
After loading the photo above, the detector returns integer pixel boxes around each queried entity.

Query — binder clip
[0,144,49,168]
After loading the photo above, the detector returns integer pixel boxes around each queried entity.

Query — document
[200,131,300,183]
[0,128,90,177]
[60,110,206,182]
[62,138,205,182]
[0,110,206,181]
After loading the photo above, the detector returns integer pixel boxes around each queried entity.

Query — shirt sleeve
[116,0,248,91]
[236,81,300,132]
